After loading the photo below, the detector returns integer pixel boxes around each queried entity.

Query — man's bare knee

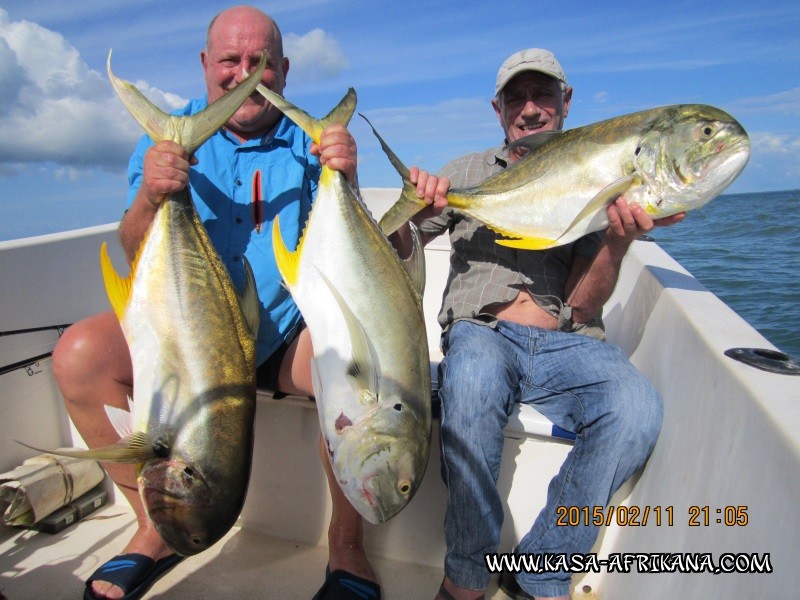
[52,312,131,403]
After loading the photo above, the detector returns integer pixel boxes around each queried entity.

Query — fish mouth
[141,485,192,507]
[359,476,378,507]
[357,476,391,524]
[139,460,212,505]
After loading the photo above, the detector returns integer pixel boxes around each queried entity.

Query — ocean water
[653,189,799,358]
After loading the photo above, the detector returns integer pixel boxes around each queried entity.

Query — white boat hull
[2,189,798,598]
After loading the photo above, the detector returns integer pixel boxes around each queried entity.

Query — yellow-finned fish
[253,82,431,524]
[24,52,266,556]
[369,104,750,248]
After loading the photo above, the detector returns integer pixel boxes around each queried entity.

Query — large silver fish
[371,104,750,248]
[253,82,431,524]
[31,52,266,556]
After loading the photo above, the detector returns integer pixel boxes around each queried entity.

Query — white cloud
[730,88,800,117]
[594,91,609,103]
[0,9,185,172]
[284,28,348,84]
[751,131,800,156]
[127,79,188,112]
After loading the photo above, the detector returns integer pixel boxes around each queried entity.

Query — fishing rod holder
[724,347,800,375]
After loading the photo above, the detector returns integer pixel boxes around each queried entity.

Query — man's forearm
[119,189,159,265]
[566,241,629,323]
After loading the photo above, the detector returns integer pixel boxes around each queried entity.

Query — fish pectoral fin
[15,431,156,464]
[495,237,559,250]
[108,50,266,153]
[271,215,304,288]
[316,269,380,402]
[104,403,134,438]
[345,362,379,405]
[100,242,133,321]
[239,257,261,338]
[401,222,426,301]
[559,175,637,239]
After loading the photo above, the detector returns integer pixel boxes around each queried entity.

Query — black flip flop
[312,565,381,600]
[498,571,535,599]
[83,553,184,600]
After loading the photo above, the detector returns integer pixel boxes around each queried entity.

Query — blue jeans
[438,320,663,598]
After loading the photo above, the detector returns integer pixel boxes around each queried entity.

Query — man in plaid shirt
[394,48,684,600]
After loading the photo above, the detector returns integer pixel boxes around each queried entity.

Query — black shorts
[255,322,305,399]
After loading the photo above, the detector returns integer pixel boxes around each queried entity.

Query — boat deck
[1,502,511,599]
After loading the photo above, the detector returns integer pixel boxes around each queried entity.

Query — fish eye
[153,442,170,458]
[183,467,195,478]
[398,481,411,495]
[700,125,715,138]
[393,403,402,412]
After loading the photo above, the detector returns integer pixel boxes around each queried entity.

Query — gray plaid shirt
[419,145,606,339]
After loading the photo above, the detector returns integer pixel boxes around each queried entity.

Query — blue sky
[1,1,798,241]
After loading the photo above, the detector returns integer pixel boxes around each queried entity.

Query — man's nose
[521,99,541,116]
[232,64,247,83]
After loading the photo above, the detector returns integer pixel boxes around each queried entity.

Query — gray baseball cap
[495,48,568,95]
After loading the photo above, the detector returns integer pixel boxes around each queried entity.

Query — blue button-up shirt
[127,96,320,364]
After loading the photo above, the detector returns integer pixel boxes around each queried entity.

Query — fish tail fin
[378,187,427,237]
[271,215,303,288]
[358,114,426,235]
[16,431,157,464]
[107,49,267,152]
[100,242,134,321]
[320,88,357,129]
[254,84,356,145]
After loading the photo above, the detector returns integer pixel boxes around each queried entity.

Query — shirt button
[235,179,243,186]
[235,217,243,224]
[233,256,240,262]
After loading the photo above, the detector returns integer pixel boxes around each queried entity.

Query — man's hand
[408,167,450,224]
[605,197,686,253]
[140,141,193,208]
[313,125,358,184]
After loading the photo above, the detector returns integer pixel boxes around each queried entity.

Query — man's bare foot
[327,536,377,583]
[87,525,173,599]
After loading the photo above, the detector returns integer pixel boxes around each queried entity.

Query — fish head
[635,104,750,216]
[332,398,430,524]
[139,456,244,556]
